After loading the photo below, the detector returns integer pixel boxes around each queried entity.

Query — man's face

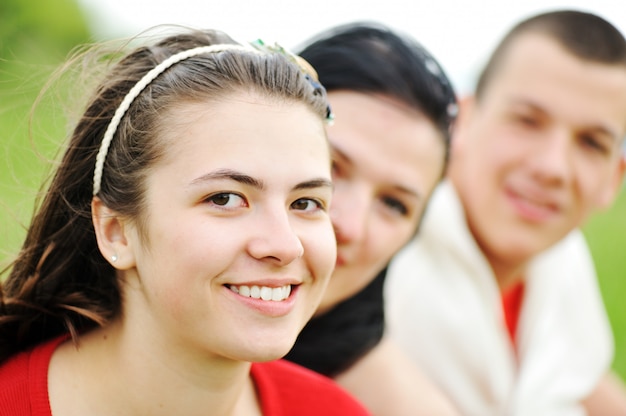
[451,33,626,271]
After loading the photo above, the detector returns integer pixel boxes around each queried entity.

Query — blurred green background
[585,194,626,377]
[0,0,91,267]
[1,0,625,382]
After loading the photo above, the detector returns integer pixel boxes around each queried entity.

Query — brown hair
[476,10,626,100]
[0,29,330,362]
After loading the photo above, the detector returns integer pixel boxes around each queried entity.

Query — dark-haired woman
[285,22,459,415]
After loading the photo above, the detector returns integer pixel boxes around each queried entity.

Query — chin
[239,330,300,363]
[246,344,294,363]
[492,240,545,265]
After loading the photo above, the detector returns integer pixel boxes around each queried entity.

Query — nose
[247,208,304,265]
[529,128,572,186]
[331,184,369,245]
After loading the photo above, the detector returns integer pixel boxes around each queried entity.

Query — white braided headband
[92,43,257,196]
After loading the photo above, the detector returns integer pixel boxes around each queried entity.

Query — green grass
[583,189,626,378]
[1,0,91,269]
[0,60,65,269]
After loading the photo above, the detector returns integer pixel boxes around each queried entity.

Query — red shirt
[0,337,370,415]
[252,358,370,415]
[502,280,525,346]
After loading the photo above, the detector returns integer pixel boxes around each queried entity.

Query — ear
[597,154,626,210]
[450,95,476,156]
[92,197,136,269]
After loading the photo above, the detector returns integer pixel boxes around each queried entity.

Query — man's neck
[488,256,526,292]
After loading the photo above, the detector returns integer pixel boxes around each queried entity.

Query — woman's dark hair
[296,21,457,161]
[0,28,330,362]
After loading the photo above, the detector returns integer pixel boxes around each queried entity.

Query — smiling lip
[225,283,299,317]
[505,187,560,223]
[228,284,292,301]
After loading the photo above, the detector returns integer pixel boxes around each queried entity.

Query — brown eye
[580,134,609,155]
[381,196,408,216]
[291,198,323,212]
[211,194,230,205]
[206,193,247,208]
[514,114,539,128]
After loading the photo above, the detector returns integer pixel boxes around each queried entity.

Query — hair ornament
[250,39,334,124]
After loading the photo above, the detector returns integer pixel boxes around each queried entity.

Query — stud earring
[111,254,118,263]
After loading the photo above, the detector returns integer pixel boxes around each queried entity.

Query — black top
[284,267,387,377]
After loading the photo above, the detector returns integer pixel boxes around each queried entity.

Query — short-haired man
[386,10,626,415]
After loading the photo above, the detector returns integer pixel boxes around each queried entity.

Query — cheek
[573,162,615,210]
[308,224,338,279]
[467,143,512,187]
[369,219,415,266]
[157,213,232,262]
[154,283,191,319]
[469,119,519,166]
[138,220,217,291]
[128,249,194,323]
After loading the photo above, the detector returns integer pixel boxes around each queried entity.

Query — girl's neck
[48,321,261,416]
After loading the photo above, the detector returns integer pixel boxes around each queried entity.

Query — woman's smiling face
[116,92,336,362]
[317,91,446,313]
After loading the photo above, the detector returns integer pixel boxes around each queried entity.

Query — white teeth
[271,287,282,301]
[260,287,272,301]
[239,286,250,296]
[228,284,292,302]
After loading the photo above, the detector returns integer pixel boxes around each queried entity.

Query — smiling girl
[0,29,368,416]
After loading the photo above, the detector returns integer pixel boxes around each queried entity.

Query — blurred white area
[77,0,626,95]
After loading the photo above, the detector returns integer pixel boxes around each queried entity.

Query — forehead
[328,91,446,169]
[483,33,626,136]
[151,93,329,175]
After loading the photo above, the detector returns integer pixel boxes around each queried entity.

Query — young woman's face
[316,91,446,313]
[119,93,336,362]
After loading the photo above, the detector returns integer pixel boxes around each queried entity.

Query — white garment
[385,181,613,416]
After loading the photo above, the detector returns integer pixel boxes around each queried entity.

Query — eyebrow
[509,98,621,142]
[330,142,422,201]
[389,184,423,202]
[190,168,333,191]
[295,178,334,191]
[191,169,264,189]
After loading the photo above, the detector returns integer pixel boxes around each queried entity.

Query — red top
[251,358,370,415]
[502,280,525,346]
[0,336,59,416]
[0,336,370,416]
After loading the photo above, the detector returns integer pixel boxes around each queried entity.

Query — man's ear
[598,154,626,210]
[92,197,136,269]
[450,95,476,156]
